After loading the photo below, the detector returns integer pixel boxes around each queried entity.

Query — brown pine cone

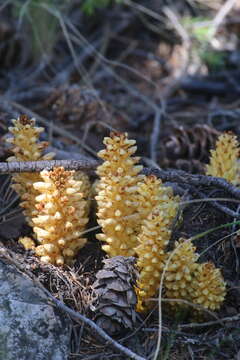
[49,85,111,125]
[91,256,138,335]
[158,124,220,173]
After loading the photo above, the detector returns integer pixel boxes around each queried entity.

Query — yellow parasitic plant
[32,167,89,265]
[137,175,180,227]
[135,208,174,312]
[164,238,199,308]
[164,239,226,312]
[6,115,55,225]
[134,175,180,311]
[18,236,36,250]
[190,262,226,311]
[206,132,240,185]
[7,120,226,310]
[95,132,144,257]
[73,170,92,216]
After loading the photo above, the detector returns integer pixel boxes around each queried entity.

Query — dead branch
[1,160,240,217]
[1,159,240,197]
[179,313,240,329]
[0,245,146,360]
[143,168,240,199]
[0,159,99,174]
[185,185,240,218]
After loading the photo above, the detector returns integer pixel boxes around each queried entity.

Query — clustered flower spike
[32,167,89,265]
[95,133,226,314]
[7,118,226,313]
[206,133,240,185]
[164,239,226,312]
[135,209,172,312]
[164,238,199,307]
[95,132,144,257]
[137,175,180,227]
[18,236,36,250]
[73,170,92,216]
[190,262,226,311]
[6,115,55,224]
[134,175,180,311]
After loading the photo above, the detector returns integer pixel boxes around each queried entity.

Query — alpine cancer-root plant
[135,208,173,312]
[7,116,90,265]
[6,115,55,225]
[164,238,199,308]
[96,132,227,313]
[134,176,180,311]
[190,261,226,311]
[33,167,89,265]
[7,118,227,314]
[206,132,240,185]
[95,132,144,257]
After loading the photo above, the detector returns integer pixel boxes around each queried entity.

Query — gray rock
[0,260,71,360]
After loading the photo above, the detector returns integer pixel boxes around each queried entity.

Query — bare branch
[1,160,240,217]
[143,168,240,200]
[0,159,99,174]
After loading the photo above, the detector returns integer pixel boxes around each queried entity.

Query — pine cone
[91,256,138,335]
[50,85,111,126]
[158,125,220,173]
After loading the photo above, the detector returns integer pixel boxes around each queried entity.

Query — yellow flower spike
[32,167,88,266]
[206,132,240,185]
[135,207,176,312]
[18,237,36,251]
[6,115,55,225]
[137,175,180,228]
[96,132,144,257]
[190,262,226,311]
[73,171,91,215]
[164,238,199,308]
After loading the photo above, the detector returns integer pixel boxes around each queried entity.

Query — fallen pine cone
[158,124,220,173]
[48,84,114,129]
[91,256,138,335]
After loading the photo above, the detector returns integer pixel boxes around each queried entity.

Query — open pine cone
[158,125,220,173]
[91,256,138,335]
[49,85,113,128]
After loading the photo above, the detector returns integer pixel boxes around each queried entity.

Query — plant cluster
[7,116,90,265]
[7,117,230,314]
[96,132,226,312]
[6,115,55,225]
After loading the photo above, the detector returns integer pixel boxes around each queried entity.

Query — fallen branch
[1,159,240,196]
[0,159,239,196]
[143,168,240,199]
[1,160,240,216]
[179,313,240,329]
[0,159,99,174]
[185,186,240,218]
[0,245,146,360]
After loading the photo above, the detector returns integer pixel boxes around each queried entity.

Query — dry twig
[143,168,240,199]
[179,314,240,329]
[1,160,240,218]
[0,159,98,174]
[0,159,239,197]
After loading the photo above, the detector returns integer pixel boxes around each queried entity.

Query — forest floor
[0,1,240,359]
